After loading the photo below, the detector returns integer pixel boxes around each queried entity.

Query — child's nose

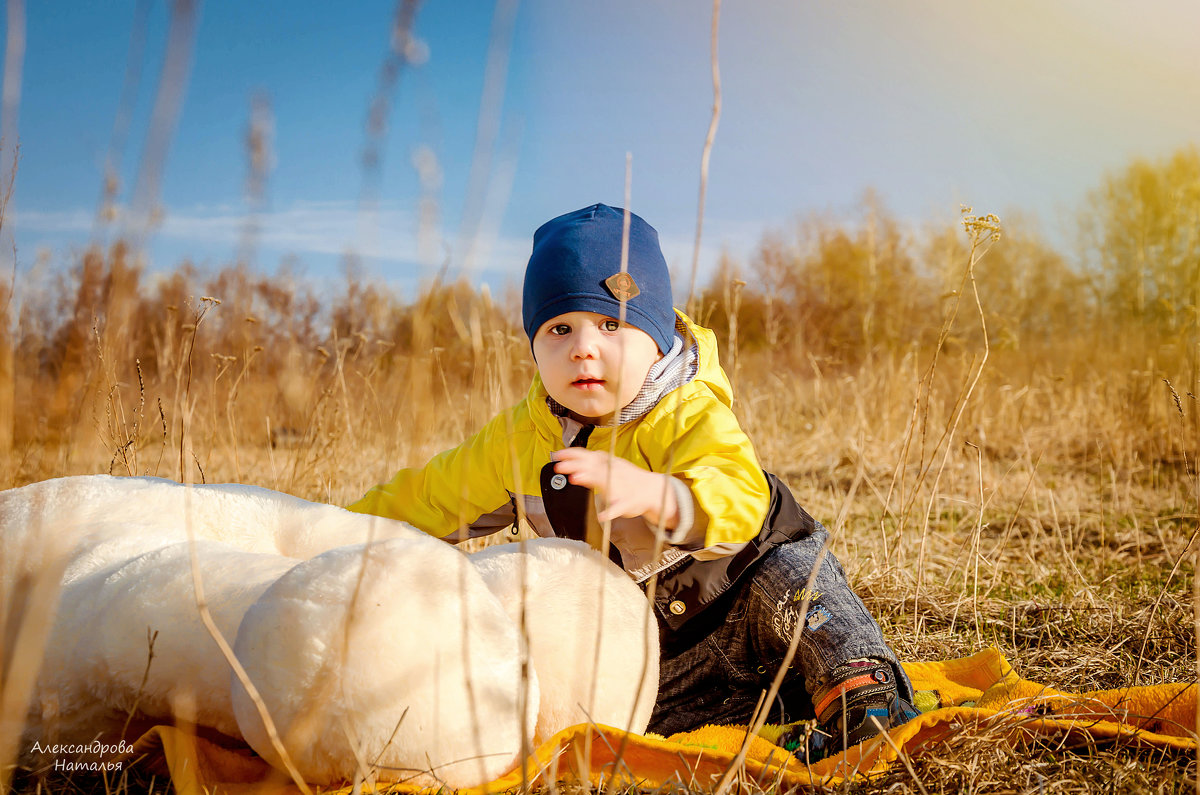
[570,327,600,359]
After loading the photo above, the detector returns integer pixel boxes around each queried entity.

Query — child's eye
[601,319,620,332]
[550,324,571,336]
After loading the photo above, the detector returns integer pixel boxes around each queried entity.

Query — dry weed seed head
[960,205,1003,244]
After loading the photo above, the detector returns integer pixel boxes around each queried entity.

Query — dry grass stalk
[685,0,722,313]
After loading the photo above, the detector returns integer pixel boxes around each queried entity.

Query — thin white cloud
[13,208,94,234]
[158,201,422,262]
[16,201,450,269]
[12,203,772,294]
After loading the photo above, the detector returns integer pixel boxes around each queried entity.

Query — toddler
[349,204,916,760]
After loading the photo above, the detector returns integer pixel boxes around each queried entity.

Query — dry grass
[2,157,1198,793]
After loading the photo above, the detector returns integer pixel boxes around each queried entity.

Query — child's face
[532,311,662,423]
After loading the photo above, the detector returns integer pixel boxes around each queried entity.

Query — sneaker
[778,658,918,763]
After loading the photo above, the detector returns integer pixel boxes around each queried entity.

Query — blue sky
[3,1,1200,297]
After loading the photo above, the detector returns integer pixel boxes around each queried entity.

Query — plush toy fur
[470,539,659,743]
[1,475,421,587]
[232,538,536,788]
[5,475,660,788]
[33,539,295,742]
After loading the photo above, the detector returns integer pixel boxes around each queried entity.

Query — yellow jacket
[348,314,769,579]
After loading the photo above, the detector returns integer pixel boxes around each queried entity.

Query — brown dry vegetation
[2,149,1199,794]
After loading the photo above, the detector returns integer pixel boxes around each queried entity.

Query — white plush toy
[8,475,426,759]
[35,537,297,742]
[5,475,660,788]
[1,475,423,590]
[470,539,659,744]
[232,538,536,788]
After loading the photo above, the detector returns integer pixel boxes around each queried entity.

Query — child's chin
[554,396,611,420]
[570,404,612,421]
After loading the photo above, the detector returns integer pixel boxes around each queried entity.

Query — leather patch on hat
[604,272,640,302]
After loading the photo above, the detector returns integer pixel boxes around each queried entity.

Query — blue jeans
[647,526,913,735]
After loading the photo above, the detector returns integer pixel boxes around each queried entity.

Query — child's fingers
[564,469,601,489]
[550,449,591,474]
[596,495,633,522]
[551,449,608,481]
[550,447,605,467]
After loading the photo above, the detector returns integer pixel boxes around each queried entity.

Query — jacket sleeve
[346,411,516,539]
[646,395,770,549]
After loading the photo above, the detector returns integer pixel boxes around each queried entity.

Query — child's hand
[551,448,679,529]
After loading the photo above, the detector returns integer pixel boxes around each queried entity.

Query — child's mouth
[571,377,605,390]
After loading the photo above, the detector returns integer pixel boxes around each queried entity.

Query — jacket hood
[681,312,734,409]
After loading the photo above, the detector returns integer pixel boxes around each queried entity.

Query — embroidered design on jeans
[771,594,799,641]
[793,587,822,603]
[805,605,831,632]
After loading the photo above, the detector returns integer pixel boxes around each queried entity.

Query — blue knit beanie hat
[522,204,675,353]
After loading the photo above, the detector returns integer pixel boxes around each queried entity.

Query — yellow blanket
[129,648,1197,793]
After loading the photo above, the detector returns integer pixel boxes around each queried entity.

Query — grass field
[1,156,1198,793]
